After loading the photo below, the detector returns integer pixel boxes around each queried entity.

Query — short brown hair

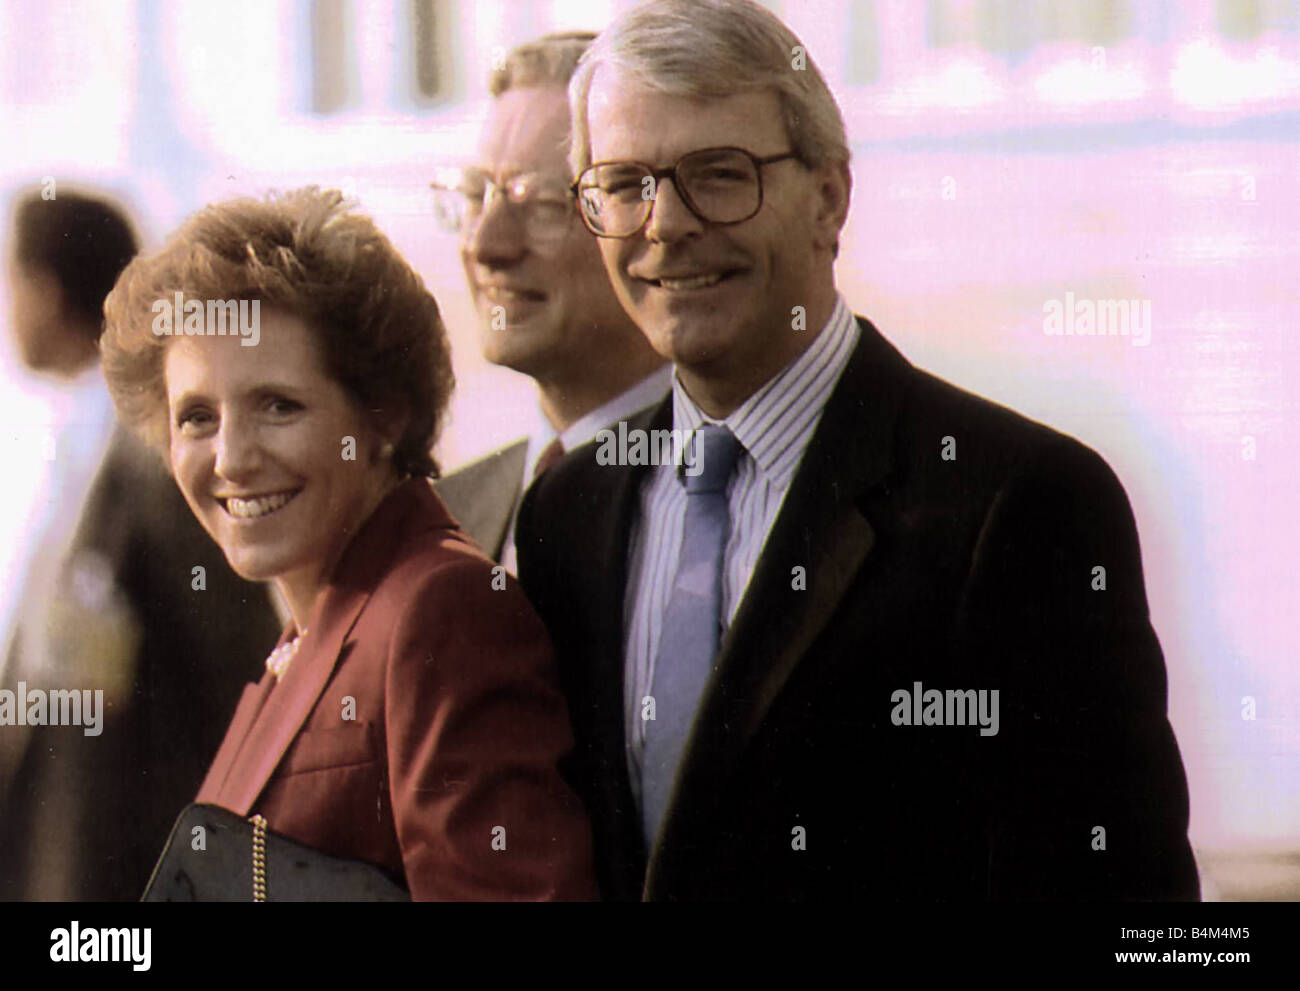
[11,188,139,340]
[489,31,595,96]
[102,187,453,478]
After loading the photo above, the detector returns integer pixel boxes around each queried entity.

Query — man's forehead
[586,66,786,163]
[476,85,571,176]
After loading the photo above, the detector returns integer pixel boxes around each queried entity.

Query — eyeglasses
[572,146,800,238]
[429,167,577,247]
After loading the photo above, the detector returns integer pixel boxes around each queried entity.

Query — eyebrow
[169,381,309,410]
[463,166,572,186]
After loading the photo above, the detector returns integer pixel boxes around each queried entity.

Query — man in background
[0,188,280,899]
[433,32,669,570]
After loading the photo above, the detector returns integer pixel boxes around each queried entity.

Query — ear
[809,160,851,255]
[368,401,410,463]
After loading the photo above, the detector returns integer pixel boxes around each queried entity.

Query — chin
[221,553,274,583]
[217,542,290,584]
[480,324,535,365]
[653,322,733,368]
[488,337,560,380]
[484,343,536,377]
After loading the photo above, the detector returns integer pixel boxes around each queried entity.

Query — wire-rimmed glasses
[430,167,578,248]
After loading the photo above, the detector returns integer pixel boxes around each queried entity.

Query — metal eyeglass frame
[429,170,578,245]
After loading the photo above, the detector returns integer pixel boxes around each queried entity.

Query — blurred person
[517,0,1198,900]
[432,32,669,570]
[101,187,597,899]
[0,188,281,900]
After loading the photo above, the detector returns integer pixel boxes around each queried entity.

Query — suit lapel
[565,402,666,897]
[646,320,912,885]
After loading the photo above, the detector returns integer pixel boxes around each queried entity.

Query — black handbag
[142,803,410,902]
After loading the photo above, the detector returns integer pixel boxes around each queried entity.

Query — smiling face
[463,85,635,380]
[584,68,849,412]
[164,309,399,619]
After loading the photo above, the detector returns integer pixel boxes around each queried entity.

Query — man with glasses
[517,0,1198,901]
[432,32,668,570]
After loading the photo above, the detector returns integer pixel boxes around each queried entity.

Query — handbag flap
[142,803,409,902]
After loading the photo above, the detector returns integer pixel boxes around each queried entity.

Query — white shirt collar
[562,364,673,451]
[522,364,674,478]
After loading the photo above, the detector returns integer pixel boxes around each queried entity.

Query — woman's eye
[268,398,303,416]
[176,409,214,432]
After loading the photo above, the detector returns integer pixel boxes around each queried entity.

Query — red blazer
[196,478,597,900]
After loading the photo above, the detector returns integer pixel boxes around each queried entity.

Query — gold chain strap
[250,814,268,902]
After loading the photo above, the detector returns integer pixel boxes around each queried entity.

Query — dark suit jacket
[517,316,1199,901]
[0,427,281,901]
[434,439,528,561]
[196,477,598,900]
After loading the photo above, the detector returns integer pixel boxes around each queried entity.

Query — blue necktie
[640,424,744,845]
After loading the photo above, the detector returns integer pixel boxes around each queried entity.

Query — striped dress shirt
[622,296,860,803]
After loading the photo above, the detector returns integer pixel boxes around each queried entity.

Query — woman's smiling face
[164,308,398,608]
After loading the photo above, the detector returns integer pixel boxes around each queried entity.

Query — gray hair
[568,0,849,176]
[490,31,596,97]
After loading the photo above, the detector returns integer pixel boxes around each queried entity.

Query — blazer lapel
[204,478,447,816]
[196,671,276,802]
[215,584,369,816]
[646,319,912,884]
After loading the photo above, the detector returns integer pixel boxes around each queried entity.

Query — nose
[463,189,526,269]
[643,175,705,243]
[213,412,262,483]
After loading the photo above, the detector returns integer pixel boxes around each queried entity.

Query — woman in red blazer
[100,187,596,900]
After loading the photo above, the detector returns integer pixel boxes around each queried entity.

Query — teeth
[484,287,537,302]
[225,491,297,519]
[658,273,724,290]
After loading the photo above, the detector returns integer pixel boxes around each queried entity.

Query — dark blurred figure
[0,187,281,900]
